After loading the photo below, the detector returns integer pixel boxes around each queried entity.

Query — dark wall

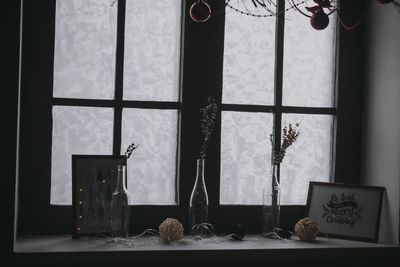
[334,0,366,184]
[5,0,21,264]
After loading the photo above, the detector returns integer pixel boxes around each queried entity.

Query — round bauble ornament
[294,217,319,242]
[190,0,211,23]
[159,218,184,242]
[310,10,329,30]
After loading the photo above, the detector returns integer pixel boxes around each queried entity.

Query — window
[18,0,364,235]
[51,0,182,205]
[220,2,336,205]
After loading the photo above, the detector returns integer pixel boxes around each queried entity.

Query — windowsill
[14,234,400,264]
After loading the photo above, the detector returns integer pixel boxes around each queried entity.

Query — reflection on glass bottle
[189,158,209,231]
[111,165,131,238]
[262,164,281,233]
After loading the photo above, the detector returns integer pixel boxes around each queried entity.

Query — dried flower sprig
[124,143,139,159]
[270,123,300,165]
[199,95,218,159]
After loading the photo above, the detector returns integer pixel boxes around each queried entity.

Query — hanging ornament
[300,0,332,30]
[306,5,330,30]
[287,0,336,30]
[190,0,212,23]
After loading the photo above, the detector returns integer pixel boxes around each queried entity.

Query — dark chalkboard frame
[71,155,126,239]
[305,182,384,243]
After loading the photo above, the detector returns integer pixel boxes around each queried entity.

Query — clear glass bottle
[189,158,209,232]
[262,164,281,233]
[111,165,131,238]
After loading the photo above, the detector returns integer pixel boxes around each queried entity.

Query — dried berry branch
[199,95,218,159]
[270,123,300,165]
[124,142,139,160]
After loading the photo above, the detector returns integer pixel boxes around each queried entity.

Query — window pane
[53,0,117,99]
[220,111,273,205]
[121,108,178,205]
[123,0,181,101]
[222,7,276,105]
[51,106,114,205]
[280,114,333,205]
[282,11,336,107]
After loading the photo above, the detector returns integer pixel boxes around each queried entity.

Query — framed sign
[306,181,384,243]
[71,155,126,238]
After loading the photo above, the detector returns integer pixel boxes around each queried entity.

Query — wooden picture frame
[306,181,384,243]
[71,155,126,238]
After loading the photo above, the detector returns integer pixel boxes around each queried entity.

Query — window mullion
[273,0,286,181]
[113,0,126,156]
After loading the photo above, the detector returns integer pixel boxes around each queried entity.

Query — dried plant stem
[199,95,218,159]
[270,123,300,165]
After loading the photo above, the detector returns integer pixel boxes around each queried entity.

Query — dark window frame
[16,0,364,236]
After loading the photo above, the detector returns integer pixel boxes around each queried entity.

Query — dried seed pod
[159,218,184,242]
[294,217,319,241]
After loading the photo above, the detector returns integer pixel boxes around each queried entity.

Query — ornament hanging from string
[189,0,229,22]
[190,0,212,22]
[290,0,336,30]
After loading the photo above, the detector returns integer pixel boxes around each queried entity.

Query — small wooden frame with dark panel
[72,155,126,238]
[306,181,384,243]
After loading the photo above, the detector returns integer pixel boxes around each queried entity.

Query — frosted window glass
[123,0,181,101]
[53,0,117,99]
[220,111,273,205]
[222,7,275,105]
[121,109,178,205]
[280,114,333,205]
[282,11,336,107]
[51,106,114,205]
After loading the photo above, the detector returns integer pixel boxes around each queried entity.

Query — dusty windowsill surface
[14,234,400,264]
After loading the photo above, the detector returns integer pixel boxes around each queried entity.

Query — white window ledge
[14,235,399,264]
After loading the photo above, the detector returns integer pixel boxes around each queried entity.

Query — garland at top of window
[189,0,399,30]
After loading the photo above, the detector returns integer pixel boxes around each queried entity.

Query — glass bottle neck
[271,164,280,183]
[115,165,128,192]
[195,158,205,184]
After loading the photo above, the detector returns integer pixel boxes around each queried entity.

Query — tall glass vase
[189,158,209,232]
[111,165,131,238]
[262,164,281,233]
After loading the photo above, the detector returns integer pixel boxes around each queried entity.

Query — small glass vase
[262,163,281,233]
[189,158,209,232]
[111,165,131,238]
